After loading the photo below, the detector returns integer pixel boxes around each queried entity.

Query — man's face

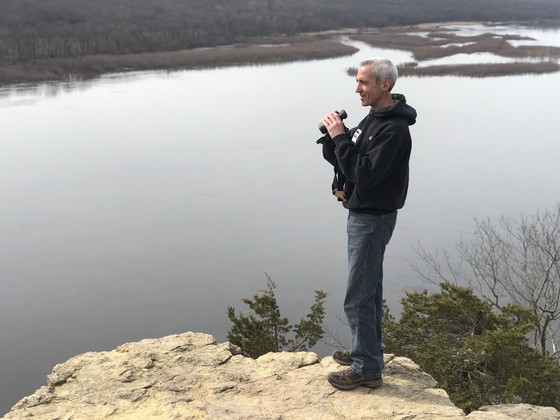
[355,64,384,109]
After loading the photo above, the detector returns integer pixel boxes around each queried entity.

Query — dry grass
[352,29,560,60]
[398,61,560,77]
[350,25,560,77]
[0,39,358,85]
[1,23,559,85]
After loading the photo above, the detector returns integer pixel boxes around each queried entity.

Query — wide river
[1,24,559,414]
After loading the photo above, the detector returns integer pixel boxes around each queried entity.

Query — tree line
[1,0,559,64]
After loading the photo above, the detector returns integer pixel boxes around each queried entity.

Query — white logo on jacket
[352,129,362,143]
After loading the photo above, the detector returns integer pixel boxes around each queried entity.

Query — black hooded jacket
[322,93,417,213]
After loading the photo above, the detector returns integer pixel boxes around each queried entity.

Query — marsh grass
[0,39,358,85]
[1,23,559,85]
[398,61,560,77]
[351,27,560,77]
[354,30,560,61]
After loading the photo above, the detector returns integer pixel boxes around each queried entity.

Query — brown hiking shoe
[327,367,383,390]
[332,349,352,366]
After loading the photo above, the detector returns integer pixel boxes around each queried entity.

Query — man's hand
[321,111,346,139]
[333,189,347,202]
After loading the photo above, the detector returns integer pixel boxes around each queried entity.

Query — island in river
[0,22,559,86]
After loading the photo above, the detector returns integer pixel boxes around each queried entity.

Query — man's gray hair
[360,58,398,91]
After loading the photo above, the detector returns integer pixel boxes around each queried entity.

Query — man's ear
[382,78,392,92]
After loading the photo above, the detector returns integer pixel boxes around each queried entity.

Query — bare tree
[413,203,560,358]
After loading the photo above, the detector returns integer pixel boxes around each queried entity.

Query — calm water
[1,24,559,414]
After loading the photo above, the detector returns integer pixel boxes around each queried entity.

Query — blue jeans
[344,210,397,377]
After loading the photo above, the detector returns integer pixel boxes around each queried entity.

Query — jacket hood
[371,93,417,126]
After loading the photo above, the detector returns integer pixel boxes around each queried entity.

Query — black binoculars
[316,109,348,144]
[318,109,348,134]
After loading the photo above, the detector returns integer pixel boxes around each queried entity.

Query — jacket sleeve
[322,139,346,193]
[322,136,337,166]
[322,125,352,166]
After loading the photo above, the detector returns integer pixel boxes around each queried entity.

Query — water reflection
[0,70,167,104]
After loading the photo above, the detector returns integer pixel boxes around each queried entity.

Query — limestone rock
[466,404,560,420]
[3,331,559,420]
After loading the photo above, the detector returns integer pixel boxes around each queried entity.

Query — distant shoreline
[0,37,358,87]
[1,21,559,87]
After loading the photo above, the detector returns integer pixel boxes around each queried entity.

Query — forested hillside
[1,0,559,64]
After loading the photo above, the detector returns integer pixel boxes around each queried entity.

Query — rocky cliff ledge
[4,331,560,420]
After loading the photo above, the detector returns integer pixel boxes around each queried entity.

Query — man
[320,57,416,390]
